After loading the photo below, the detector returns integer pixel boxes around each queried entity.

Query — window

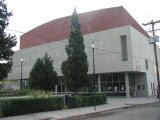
[120,35,128,61]
[142,85,145,89]
[101,83,107,92]
[101,73,126,96]
[107,74,112,83]
[101,74,106,82]
[119,73,125,81]
[113,73,118,82]
[145,59,148,69]
[151,82,153,94]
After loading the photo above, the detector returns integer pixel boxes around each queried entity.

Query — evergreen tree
[0,0,16,80]
[29,53,58,91]
[61,9,89,93]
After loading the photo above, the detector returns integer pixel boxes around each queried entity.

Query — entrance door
[129,74,136,97]
[102,73,126,96]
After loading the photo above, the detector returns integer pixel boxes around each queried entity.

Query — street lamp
[20,58,23,89]
[91,42,96,111]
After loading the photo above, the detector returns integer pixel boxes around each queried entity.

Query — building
[8,6,160,97]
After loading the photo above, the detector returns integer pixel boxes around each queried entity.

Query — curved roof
[20,6,149,49]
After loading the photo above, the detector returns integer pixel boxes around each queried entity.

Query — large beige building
[8,6,160,97]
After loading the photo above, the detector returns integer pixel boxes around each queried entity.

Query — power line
[6,28,24,34]
[91,46,157,66]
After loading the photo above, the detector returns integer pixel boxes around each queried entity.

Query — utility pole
[143,20,160,99]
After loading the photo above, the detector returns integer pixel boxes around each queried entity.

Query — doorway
[129,73,136,97]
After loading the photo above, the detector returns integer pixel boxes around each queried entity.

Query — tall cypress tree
[61,9,89,93]
[0,0,16,80]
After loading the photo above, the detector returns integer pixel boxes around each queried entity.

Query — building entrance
[98,73,126,96]
[129,73,136,97]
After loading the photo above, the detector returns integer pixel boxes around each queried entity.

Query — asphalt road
[66,102,160,120]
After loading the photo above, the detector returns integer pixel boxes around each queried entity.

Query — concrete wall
[86,25,133,74]
[135,73,148,97]
[130,26,159,96]
[8,25,133,80]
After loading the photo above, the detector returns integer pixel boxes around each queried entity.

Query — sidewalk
[0,97,159,120]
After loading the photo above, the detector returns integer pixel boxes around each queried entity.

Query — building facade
[8,6,160,97]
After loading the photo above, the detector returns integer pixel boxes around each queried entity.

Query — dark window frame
[145,59,149,69]
[120,35,128,61]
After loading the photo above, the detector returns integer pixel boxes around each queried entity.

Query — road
[66,102,160,120]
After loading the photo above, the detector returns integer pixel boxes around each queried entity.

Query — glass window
[93,83,98,92]
[113,73,118,82]
[107,83,113,91]
[101,83,107,92]
[120,82,125,91]
[101,74,106,82]
[100,73,126,96]
[119,73,125,82]
[142,85,145,89]
[120,35,128,61]
[153,83,155,94]
[145,59,149,69]
[93,75,98,83]
[107,74,112,83]
[113,83,119,91]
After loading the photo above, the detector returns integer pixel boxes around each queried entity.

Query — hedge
[68,94,107,108]
[0,94,107,117]
[0,96,64,117]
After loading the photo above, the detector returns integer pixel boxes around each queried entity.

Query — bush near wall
[68,94,107,108]
[0,89,30,97]
[0,96,63,117]
[0,89,53,98]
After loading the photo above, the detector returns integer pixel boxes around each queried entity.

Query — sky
[5,0,160,51]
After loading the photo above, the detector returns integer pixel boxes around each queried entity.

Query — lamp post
[20,58,23,89]
[91,42,96,111]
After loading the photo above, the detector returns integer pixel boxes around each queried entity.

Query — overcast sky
[5,0,160,50]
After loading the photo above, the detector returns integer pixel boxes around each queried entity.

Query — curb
[57,101,160,120]
[57,106,131,120]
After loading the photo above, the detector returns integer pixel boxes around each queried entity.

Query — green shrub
[0,89,31,97]
[27,90,53,98]
[68,94,107,108]
[0,96,64,117]
[0,89,53,98]
[13,89,30,96]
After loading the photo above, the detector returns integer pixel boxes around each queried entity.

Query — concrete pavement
[0,96,159,120]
